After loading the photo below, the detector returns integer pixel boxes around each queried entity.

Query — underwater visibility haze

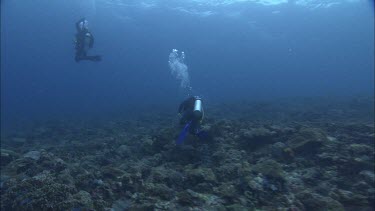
[0,0,374,210]
[1,0,374,124]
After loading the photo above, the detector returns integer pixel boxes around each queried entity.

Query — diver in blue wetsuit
[177,96,206,144]
[74,18,102,62]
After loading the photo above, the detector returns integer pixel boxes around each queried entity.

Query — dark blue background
[1,0,374,128]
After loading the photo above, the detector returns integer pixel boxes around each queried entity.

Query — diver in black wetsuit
[74,18,101,62]
[178,96,204,136]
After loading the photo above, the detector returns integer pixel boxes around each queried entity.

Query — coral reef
[1,97,374,210]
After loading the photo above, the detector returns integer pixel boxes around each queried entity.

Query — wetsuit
[75,18,101,62]
[178,96,203,135]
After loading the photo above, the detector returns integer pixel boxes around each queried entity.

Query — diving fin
[176,121,191,145]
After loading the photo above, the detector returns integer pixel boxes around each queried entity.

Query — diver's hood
[79,20,89,30]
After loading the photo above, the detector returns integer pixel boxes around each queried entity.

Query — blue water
[1,0,374,128]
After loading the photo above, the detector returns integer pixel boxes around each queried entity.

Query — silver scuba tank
[84,33,91,51]
[193,97,203,120]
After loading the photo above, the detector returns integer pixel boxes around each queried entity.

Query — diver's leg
[75,51,81,62]
[75,50,86,62]
[86,55,102,61]
[189,120,200,135]
[76,49,101,62]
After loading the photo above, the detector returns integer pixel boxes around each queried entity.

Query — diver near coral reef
[177,96,207,144]
[74,18,102,62]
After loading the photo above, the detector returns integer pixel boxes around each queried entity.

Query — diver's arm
[178,103,185,114]
[179,99,190,114]
[75,33,84,49]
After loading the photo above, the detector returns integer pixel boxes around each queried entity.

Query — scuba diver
[74,18,102,62]
[176,96,207,144]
